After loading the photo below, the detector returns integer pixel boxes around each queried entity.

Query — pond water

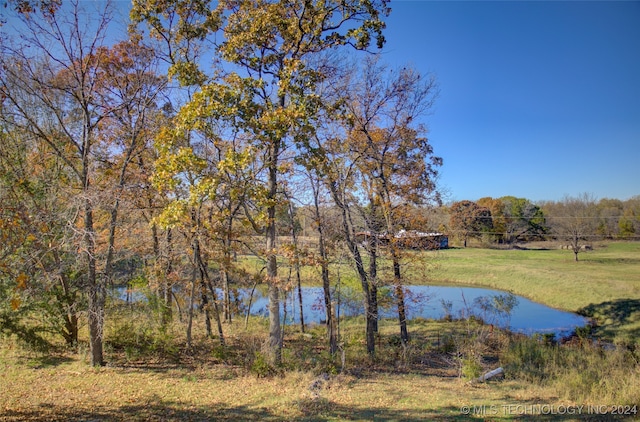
[114,285,588,338]
[246,285,588,338]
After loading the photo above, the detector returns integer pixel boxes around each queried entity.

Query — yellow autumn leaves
[9,273,28,310]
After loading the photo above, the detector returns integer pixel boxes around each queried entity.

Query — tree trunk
[60,283,79,348]
[380,178,408,345]
[85,203,104,366]
[151,212,173,327]
[56,276,79,348]
[296,268,305,333]
[205,279,226,346]
[162,228,173,326]
[90,137,137,364]
[309,175,337,354]
[266,141,281,365]
[267,278,281,363]
[245,279,259,330]
[321,253,337,355]
[367,235,379,333]
[288,201,305,333]
[393,257,409,344]
[222,211,235,323]
[328,182,375,356]
[54,251,79,348]
[196,245,225,346]
[200,276,213,338]
[222,268,232,323]
[186,242,198,349]
[66,313,79,348]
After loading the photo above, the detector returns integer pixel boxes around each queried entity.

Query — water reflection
[114,285,588,337]
[248,285,588,337]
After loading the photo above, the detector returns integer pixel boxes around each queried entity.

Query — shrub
[460,356,483,380]
[438,333,456,354]
[501,336,556,383]
[250,351,275,377]
[105,306,180,361]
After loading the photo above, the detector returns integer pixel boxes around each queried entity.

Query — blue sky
[380,1,640,203]
[5,1,636,203]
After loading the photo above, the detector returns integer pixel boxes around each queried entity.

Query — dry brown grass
[3,315,635,422]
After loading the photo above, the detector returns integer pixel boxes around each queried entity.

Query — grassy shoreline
[288,240,640,344]
[421,241,640,344]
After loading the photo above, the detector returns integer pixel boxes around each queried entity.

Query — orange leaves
[279,243,318,267]
[16,272,28,290]
[8,273,28,311]
[10,297,21,311]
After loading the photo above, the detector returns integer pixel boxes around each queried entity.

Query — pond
[246,285,588,338]
[114,284,588,338]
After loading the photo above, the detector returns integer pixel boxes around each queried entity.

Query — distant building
[395,230,449,249]
[355,230,448,250]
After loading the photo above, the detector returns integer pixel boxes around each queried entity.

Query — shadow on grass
[21,354,75,369]
[2,397,636,421]
[506,245,552,251]
[1,401,274,421]
[4,402,634,422]
[578,299,640,342]
[585,257,640,265]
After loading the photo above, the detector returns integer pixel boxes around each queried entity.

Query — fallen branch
[472,367,504,384]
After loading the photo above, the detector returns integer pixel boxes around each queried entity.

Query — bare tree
[306,56,441,353]
[547,193,599,261]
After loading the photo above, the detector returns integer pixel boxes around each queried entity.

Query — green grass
[420,241,640,344]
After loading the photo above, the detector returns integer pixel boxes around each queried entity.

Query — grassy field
[1,241,639,421]
[422,241,640,344]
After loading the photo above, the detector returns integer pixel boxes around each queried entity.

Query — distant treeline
[293,194,639,245]
[420,194,640,246]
